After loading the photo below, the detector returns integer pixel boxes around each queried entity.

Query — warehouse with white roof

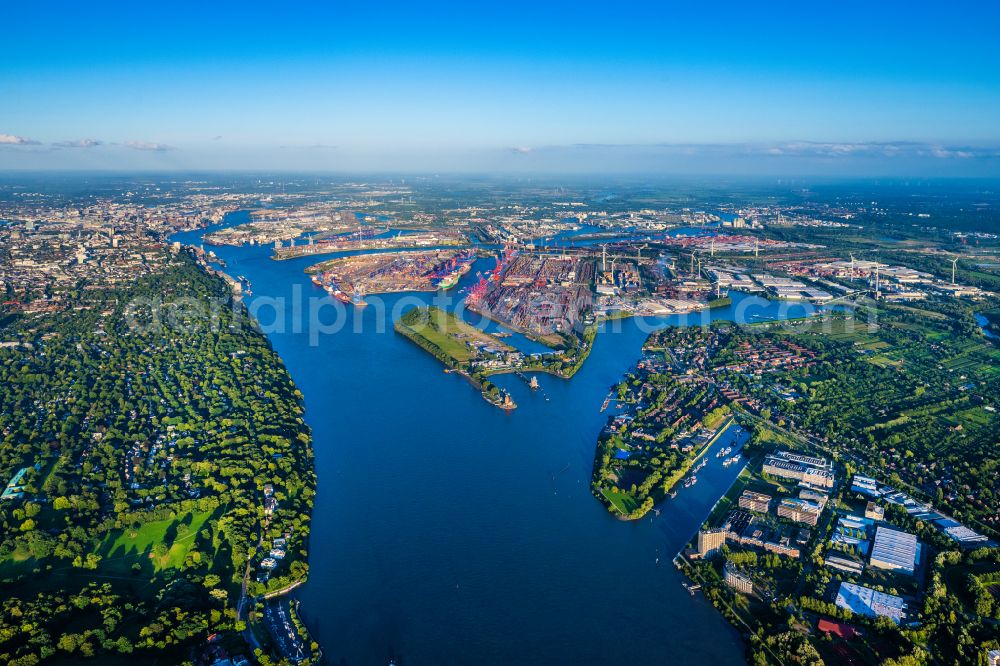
[869,525,919,575]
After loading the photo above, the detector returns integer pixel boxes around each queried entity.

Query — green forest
[0,254,315,665]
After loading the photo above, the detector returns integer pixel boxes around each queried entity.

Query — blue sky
[3,0,1000,174]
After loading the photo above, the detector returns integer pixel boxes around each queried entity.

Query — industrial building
[869,526,919,575]
[851,474,880,497]
[835,582,905,625]
[864,501,885,521]
[763,450,835,489]
[825,554,865,575]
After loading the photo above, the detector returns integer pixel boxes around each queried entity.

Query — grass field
[0,552,40,582]
[868,354,902,367]
[751,421,799,449]
[397,306,513,364]
[601,486,639,514]
[0,508,221,598]
[95,509,216,576]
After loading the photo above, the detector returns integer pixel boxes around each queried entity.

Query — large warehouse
[869,526,919,575]
[835,582,906,624]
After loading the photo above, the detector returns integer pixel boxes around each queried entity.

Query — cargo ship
[352,284,368,308]
[327,285,351,305]
[314,271,359,305]
[436,272,463,290]
[429,249,476,290]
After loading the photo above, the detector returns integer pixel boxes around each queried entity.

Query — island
[394,306,518,409]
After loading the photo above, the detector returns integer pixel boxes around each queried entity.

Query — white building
[835,582,905,625]
[869,526,919,575]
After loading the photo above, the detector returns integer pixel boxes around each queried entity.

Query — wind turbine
[951,256,959,285]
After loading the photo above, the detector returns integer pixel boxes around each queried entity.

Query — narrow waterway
[172,213,816,665]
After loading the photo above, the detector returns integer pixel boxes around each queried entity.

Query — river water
[172,212,816,665]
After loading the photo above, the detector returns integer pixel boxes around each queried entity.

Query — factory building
[869,526,919,575]
[835,582,905,625]
[763,450,835,489]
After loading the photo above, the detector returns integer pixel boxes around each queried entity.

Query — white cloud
[53,139,102,148]
[125,140,174,152]
[762,141,995,159]
[542,141,1000,161]
[0,134,40,145]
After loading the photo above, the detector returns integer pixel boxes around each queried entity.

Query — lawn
[752,421,799,449]
[703,464,755,528]
[601,487,639,515]
[0,552,41,582]
[95,509,216,575]
[868,354,902,368]
[397,306,513,364]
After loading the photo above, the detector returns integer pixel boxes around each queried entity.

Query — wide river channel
[172,212,817,665]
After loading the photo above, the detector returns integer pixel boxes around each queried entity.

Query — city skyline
[3,0,1000,174]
